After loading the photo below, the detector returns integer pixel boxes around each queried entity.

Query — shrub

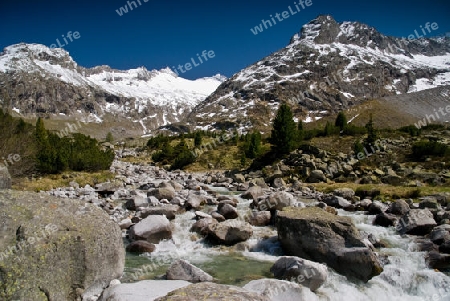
[412,140,449,160]
[399,125,421,136]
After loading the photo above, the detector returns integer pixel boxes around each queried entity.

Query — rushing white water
[126,188,450,300]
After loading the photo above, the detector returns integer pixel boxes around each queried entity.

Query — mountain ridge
[187,15,450,132]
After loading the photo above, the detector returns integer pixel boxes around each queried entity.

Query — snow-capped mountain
[187,15,450,131]
[0,43,226,134]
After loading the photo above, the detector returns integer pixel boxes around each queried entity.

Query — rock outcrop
[0,190,125,301]
[276,207,383,282]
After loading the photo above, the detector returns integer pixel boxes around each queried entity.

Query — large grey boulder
[129,215,172,243]
[155,282,269,301]
[270,256,327,291]
[166,260,214,283]
[0,190,124,301]
[99,280,191,301]
[277,207,383,282]
[243,279,316,301]
[0,165,11,189]
[207,220,253,245]
[396,209,437,235]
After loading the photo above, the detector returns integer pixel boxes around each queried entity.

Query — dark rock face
[276,207,383,282]
[0,190,124,301]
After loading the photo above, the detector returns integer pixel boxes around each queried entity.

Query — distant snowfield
[0,43,226,122]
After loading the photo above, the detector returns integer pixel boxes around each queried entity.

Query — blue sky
[1,0,449,79]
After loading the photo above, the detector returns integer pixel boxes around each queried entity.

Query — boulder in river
[154,282,268,301]
[166,259,214,283]
[243,279,317,301]
[207,220,253,245]
[276,207,383,282]
[129,215,172,243]
[396,209,437,235]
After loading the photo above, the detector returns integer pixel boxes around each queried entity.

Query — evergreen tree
[364,114,378,146]
[106,132,114,143]
[194,131,202,147]
[270,104,297,155]
[245,132,261,159]
[296,120,304,145]
[335,112,348,130]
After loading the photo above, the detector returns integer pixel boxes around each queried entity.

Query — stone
[248,211,271,227]
[426,251,450,270]
[126,241,156,253]
[185,193,207,210]
[148,187,176,201]
[374,212,398,227]
[396,209,437,235]
[387,199,410,216]
[0,190,124,301]
[270,256,327,291]
[276,207,383,282]
[211,211,226,222]
[242,186,264,200]
[154,282,268,301]
[190,218,218,235]
[207,220,253,245]
[129,215,172,244]
[272,177,286,189]
[195,211,212,219]
[125,195,149,211]
[333,188,355,200]
[140,205,181,220]
[99,280,191,301]
[119,218,133,230]
[419,197,439,209]
[243,279,316,301]
[429,225,450,245]
[218,203,239,219]
[166,260,214,283]
[322,195,354,211]
[307,170,327,183]
[367,201,388,215]
[260,191,296,211]
[0,165,11,189]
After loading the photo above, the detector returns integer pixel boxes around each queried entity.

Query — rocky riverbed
[1,157,450,300]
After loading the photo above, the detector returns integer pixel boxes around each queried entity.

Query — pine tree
[335,112,348,130]
[364,114,378,146]
[194,131,202,147]
[270,104,297,155]
[106,132,114,143]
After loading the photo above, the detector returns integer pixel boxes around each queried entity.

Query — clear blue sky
[1,0,449,79]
